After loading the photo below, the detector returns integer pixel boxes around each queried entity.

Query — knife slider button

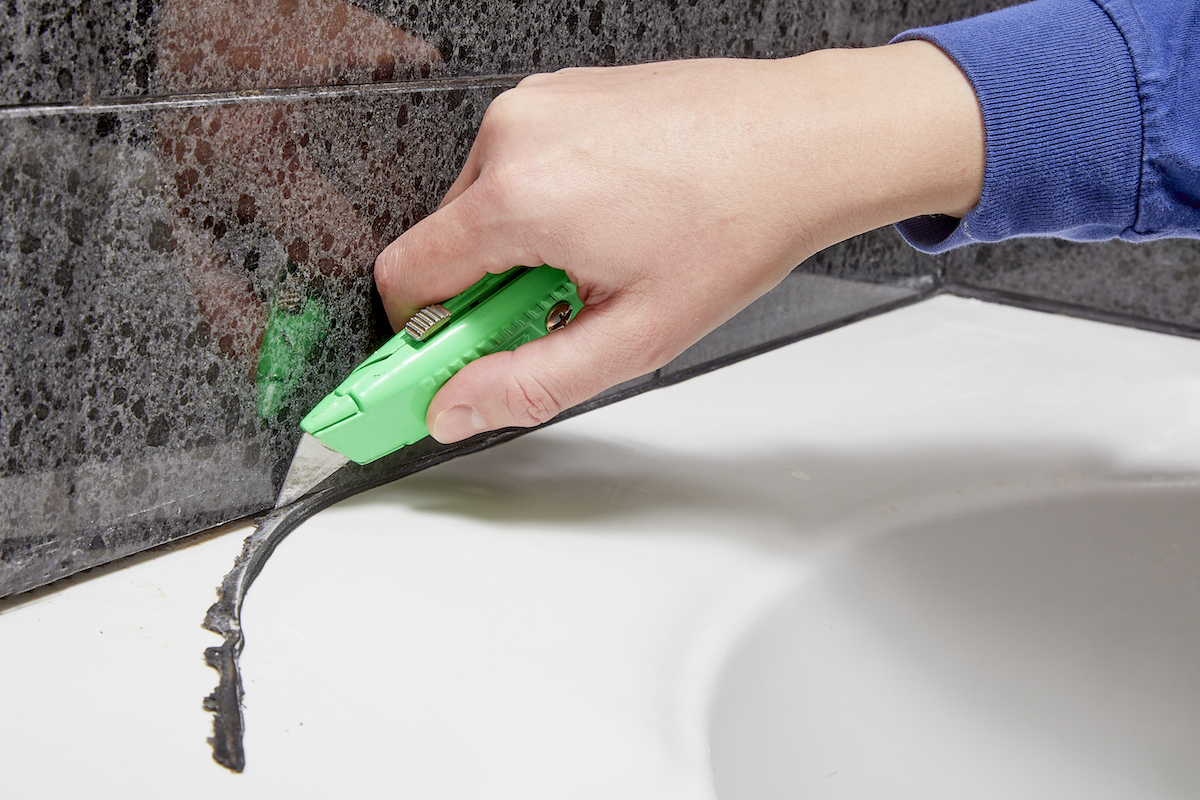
[404,304,451,341]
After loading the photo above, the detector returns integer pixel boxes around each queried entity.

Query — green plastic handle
[300,266,582,464]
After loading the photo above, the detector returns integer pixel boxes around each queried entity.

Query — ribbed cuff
[891,0,1143,254]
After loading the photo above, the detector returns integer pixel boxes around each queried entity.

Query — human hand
[375,41,983,443]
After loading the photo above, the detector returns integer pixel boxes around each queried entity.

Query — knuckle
[600,308,687,376]
[373,237,425,319]
[481,86,528,129]
[506,369,567,428]
[469,160,547,232]
[372,246,394,285]
[373,240,406,292]
[469,166,512,211]
[482,78,556,134]
[515,71,551,89]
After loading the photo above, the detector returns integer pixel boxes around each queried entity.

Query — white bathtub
[4,295,1199,798]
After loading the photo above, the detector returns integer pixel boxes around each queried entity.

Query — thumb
[426,302,662,443]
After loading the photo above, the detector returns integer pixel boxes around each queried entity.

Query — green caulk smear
[255,269,329,420]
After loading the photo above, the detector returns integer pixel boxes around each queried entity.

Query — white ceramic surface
[2,296,1198,798]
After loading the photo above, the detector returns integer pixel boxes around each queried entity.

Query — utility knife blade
[273,265,581,508]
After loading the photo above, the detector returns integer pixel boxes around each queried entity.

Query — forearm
[767,41,984,253]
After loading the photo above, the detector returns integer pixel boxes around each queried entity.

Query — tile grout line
[0,73,526,119]
[945,282,1200,341]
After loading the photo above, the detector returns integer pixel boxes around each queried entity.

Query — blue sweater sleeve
[891,0,1200,254]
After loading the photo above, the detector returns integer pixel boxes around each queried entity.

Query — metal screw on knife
[546,301,573,332]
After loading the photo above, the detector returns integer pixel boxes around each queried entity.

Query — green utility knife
[274,265,582,507]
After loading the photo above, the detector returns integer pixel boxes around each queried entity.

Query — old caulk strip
[199,276,931,771]
[201,373,660,771]
[199,366,691,770]
[200,424,542,771]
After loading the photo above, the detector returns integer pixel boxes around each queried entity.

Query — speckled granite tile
[944,239,1200,333]
[6,0,1200,599]
[797,226,944,286]
[0,78,939,596]
[0,86,494,595]
[800,222,1200,337]
[662,271,928,379]
[2,0,1017,106]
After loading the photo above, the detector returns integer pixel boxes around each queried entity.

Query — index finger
[373,174,543,330]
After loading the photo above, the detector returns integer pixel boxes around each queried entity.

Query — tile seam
[945,282,1200,340]
[0,74,525,119]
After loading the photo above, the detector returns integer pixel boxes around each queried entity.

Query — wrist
[771,41,984,253]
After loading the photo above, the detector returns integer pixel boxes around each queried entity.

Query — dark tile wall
[803,231,1200,333]
[3,0,994,105]
[4,0,1197,598]
[1,87,489,592]
[944,239,1200,331]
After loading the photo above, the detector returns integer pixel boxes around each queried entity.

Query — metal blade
[274,433,350,508]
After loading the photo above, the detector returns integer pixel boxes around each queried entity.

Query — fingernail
[431,405,488,443]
